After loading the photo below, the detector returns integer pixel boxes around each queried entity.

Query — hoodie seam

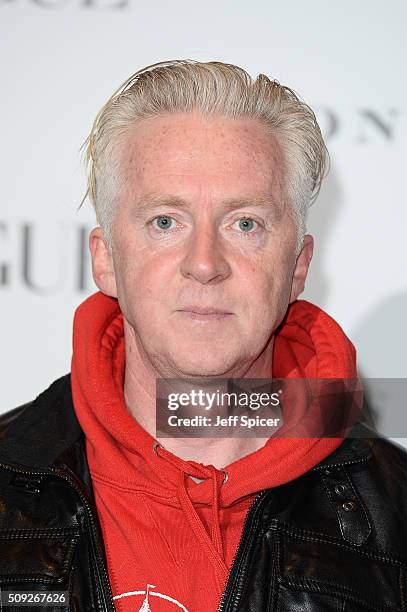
[136,490,183,569]
[90,470,179,502]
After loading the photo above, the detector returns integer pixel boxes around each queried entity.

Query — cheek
[113,248,174,319]
[248,258,295,319]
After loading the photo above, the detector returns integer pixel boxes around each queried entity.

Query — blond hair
[82,59,328,249]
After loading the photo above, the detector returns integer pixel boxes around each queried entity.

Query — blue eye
[153,216,173,230]
[237,218,256,232]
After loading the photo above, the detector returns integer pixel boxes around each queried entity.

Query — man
[1,60,406,612]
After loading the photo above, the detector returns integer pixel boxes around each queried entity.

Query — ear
[89,227,118,298]
[289,234,314,303]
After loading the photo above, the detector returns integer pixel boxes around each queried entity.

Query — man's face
[91,112,313,377]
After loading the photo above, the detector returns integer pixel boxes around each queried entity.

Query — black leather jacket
[1,375,407,612]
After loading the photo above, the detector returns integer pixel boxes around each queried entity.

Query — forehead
[119,112,286,203]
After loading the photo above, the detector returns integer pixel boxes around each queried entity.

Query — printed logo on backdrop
[114,584,188,611]
[0,223,93,293]
[315,107,400,142]
[1,0,129,9]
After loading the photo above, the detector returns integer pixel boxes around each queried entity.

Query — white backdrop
[1,2,406,441]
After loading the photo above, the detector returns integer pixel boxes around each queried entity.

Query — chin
[172,354,237,378]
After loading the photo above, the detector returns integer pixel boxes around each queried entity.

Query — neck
[123,321,274,469]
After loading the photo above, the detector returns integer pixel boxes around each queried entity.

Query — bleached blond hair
[82,59,328,250]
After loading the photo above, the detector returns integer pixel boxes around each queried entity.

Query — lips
[177,306,234,321]
[179,306,232,315]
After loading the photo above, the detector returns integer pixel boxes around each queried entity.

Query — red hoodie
[71,292,359,612]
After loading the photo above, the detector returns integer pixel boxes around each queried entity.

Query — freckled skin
[91,111,313,380]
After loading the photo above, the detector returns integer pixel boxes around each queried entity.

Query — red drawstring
[209,466,224,560]
[154,444,228,591]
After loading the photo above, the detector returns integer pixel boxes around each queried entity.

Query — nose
[180,223,231,284]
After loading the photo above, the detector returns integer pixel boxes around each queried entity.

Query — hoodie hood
[71,291,360,508]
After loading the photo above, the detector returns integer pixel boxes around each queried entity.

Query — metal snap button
[342,500,356,512]
[152,441,164,455]
[221,469,228,484]
[334,483,347,495]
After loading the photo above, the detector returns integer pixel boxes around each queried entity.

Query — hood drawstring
[154,442,229,588]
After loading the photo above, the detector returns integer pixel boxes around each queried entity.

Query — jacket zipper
[0,461,115,612]
[217,446,372,610]
[217,490,269,612]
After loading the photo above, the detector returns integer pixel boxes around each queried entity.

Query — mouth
[177,306,234,321]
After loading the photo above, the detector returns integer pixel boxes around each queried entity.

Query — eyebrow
[134,194,282,217]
